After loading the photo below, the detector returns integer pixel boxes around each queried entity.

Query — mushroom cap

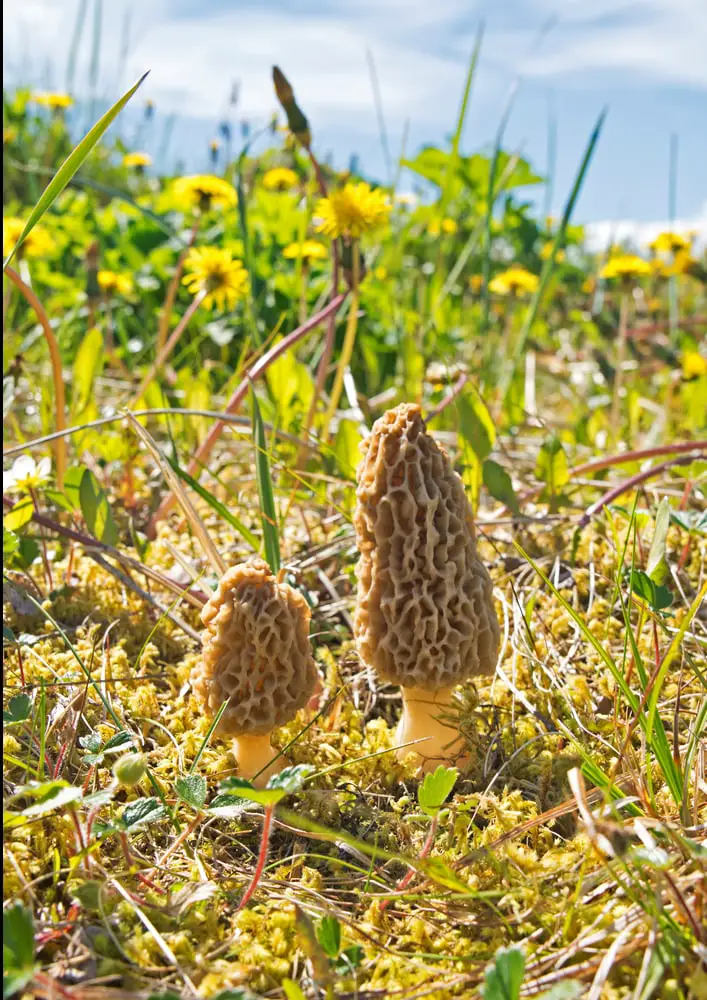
[354,403,499,690]
[191,558,318,737]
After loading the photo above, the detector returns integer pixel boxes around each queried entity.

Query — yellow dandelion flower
[442,218,458,235]
[282,240,328,261]
[182,247,249,311]
[3,216,55,258]
[32,92,73,110]
[669,250,697,276]
[600,254,652,281]
[97,270,134,296]
[682,351,707,380]
[489,265,539,297]
[123,152,152,169]
[373,265,387,281]
[171,174,237,212]
[315,182,390,239]
[469,274,483,294]
[649,231,691,255]
[3,126,18,144]
[262,167,299,191]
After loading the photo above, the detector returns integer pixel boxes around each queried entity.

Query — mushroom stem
[231,732,282,788]
[395,686,466,773]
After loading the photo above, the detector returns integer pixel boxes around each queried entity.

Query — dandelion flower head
[315,182,390,240]
[182,247,249,311]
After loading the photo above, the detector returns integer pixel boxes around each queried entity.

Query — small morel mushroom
[191,558,318,787]
[354,403,500,772]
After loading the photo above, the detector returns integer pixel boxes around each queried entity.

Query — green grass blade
[167,456,260,553]
[65,0,89,92]
[251,384,281,574]
[500,107,606,399]
[3,70,149,271]
[439,22,484,219]
[190,699,231,775]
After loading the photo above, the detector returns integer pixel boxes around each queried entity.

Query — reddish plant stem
[425,374,469,422]
[238,804,275,910]
[578,454,697,528]
[149,292,347,534]
[498,440,707,516]
[131,288,206,404]
[52,740,69,779]
[380,815,438,914]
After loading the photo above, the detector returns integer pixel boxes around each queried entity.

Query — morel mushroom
[354,403,500,772]
[191,558,318,787]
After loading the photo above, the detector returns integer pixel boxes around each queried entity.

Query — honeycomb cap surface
[354,403,500,689]
[192,558,317,736]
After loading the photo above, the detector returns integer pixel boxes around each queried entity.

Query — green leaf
[102,731,136,753]
[480,945,526,1000]
[483,459,519,514]
[3,901,36,999]
[79,468,119,545]
[281,981,308,1000]
[3,526,19,557]
[418,765,458,817]
[4,498,34,532]
[71,326,104,417]
[17,780,83,817]
[175,774,207,811]
[251,385,281,573]
[317,915,341,959]
[265,763,315,794]
[3,694,31,725]
[646,498,670,585]
[206,793,251,819]
[334,945,364,974]
[79,732,103,754]
[535,435,569,502]
[333,419,363,481]
[537,983,582,1000]
[62,466,86,511]
[628,569,673,611]
[3,71,149,271]
[13,537,40,571]
[457,391,496,462]
[669,509,707,536]
[119,797,167,830]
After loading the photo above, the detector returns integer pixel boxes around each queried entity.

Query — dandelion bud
[113,752,146,787]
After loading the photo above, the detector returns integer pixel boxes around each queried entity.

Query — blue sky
[5,0,707,243]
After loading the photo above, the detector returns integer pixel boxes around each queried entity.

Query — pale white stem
[395,686,467,774]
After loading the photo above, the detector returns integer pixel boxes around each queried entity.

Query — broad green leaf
[333,419,363,481]
[79,732,103,754]
[535,435,569,503]
[13,536,40,571]
[175,774,207,811]
[317,915,341,959]
[17,780,83,817]
[266,342,314,427]
[120,797,167,830]
[418,765,458,817]
[646,498,670,585]
[670,509,707,535]
[3,694,31,725]
[483,459,519,514]
[3,71,149,270]
[4,497,34,531]
[457,391,496,462]
[628,569,673,611]
[480,945,525,1000]
[266,763,315,794]
[79,468,119,545]
[251,386,280,574]
[3,526,19,557]
[3,901,36,999]
[71,326,104,418]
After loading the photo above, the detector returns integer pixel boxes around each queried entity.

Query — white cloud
[585,200,707,251]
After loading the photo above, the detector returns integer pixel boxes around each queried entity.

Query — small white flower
[3,455,51,494]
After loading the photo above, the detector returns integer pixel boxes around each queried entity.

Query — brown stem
[148,292,347,534]
[4,265,66,489]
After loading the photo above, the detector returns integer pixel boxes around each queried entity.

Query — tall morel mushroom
[191,557,318,787]
[354,403,500,772]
